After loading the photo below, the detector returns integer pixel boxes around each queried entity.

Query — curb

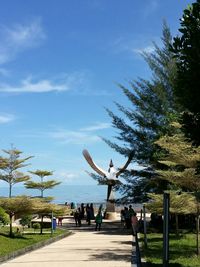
[131,233,142,267]
[0,231,73,264]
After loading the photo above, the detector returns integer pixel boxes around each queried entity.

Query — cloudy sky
[0,0,193,185]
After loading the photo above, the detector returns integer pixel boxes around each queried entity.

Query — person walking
[131,212,139,236]
[86,204,92,225]
[74,208,82,227]
[124,207,131,229]
[95,210,103,231]
[80,203,85,219]
[90,203,95,220]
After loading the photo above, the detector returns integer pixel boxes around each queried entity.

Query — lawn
[140,232,200,267]
[0,226,69,258]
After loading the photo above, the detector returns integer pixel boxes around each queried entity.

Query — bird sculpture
[82,149,133,211]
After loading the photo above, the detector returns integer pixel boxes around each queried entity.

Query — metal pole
[143,204,147,248]
[163,193,170,267]
[51,211,53,236]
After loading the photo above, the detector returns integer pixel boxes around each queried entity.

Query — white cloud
[110,35,159,58]
[0,18,46,64]
[49,122,111,145]
[132,45,155,55]
[53,169,94,185]
[0,71,110,95]
[0,72,87,94]
[0,76,67,93]
[0,113,15,123]
[54,170,77,182]
[17,122,109,145]
[49,129,100,145]
[80,122,111,132]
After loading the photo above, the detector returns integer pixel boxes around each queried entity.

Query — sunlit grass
[140,232,200,267]
[0,226,69,257]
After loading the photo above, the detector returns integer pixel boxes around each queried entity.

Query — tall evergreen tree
[103,24,178,203]
[172,1,200,145]
[0,147,32,198]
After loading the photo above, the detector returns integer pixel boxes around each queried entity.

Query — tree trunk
[9,214,13,237]
[196,213,200,255]
[40,215,44,234]
[9,184,12,198]
[175,214,179,237]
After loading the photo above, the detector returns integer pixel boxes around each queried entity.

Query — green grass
[140,232,200,267]
[0,226,69,258]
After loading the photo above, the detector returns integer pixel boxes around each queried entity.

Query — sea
[0,184,121,205]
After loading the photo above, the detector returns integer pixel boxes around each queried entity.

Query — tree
[0,207,9,225]
[146,191,196,236]
[0,196,34,237]
[0,196,67,237]
[25,170,60,198]
[155,129,200,193]
[103,23,178,202]
[155,127,200,254]
[25,170,60,234]
[32,197,68,234]
[19,214,32,231]
[172,1,200,145]
[0,147,32,197]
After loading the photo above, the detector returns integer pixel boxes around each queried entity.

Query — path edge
[0,230,73,265]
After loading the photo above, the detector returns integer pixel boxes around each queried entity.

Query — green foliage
[32,222,40,230]
[146,191,196,215]
[0,196,67,236]
[172,0,200,145]
[19,215,32,227]
[0,146,32,197]
[25,169,60,198]
[103,23,178,202]
[155,128,200,194]
[0,207,9,225]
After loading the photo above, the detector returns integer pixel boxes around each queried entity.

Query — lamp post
[51,211,53,236]
[143,204,147,248]
[163,192,170,267]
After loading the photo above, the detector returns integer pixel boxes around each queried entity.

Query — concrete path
[1,218,135,267]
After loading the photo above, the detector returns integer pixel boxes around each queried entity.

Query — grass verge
[140,232,200,267]
[0,226,69,258]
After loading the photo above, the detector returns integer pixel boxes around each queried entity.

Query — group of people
[73,203,139,234]
[121,205,139,235]
[73,203,103,231]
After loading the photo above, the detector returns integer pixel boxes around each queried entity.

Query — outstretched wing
[116,152,134,177]
[82,149,106,177]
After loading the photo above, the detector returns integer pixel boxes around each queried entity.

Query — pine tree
[25,170,61,234]
[155,126,200,254]
[171,1,200,145]
[103,23,178,202]
[0,147,32,198]
[25,170,60,198]
[155,128,200,193]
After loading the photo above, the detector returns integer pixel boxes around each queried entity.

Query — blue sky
[0,0,193,186]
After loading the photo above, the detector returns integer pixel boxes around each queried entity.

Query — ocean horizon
[0,184,121,205]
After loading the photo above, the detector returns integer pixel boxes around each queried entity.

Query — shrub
[32,223,40,232]
[0,207,9,225]
[19,215,32,228]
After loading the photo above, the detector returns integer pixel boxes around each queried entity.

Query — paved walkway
[1,217,136,267]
